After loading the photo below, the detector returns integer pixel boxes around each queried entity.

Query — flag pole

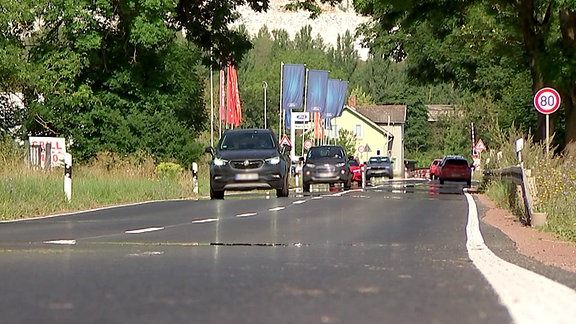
[279,62,284,141]
[209,53,214,147]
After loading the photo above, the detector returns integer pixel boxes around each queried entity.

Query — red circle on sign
[303,140,313,150]
[534,87,561,115]
[358,146,365,153]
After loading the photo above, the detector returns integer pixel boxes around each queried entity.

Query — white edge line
[125,227,165,234]
[465,192,576,324]
[1,199,192,224]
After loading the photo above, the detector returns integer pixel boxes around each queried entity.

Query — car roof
[222,128,275,135]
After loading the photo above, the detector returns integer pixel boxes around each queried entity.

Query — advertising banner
[282,64,305,130]
[305,70,329,113]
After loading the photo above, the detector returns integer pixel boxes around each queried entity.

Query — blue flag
[305,70,329,113]
[335,81,349,117]
[282,64,305,130]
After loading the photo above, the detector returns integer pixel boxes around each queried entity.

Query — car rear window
[349,160,359,166]
[444,159,469,166]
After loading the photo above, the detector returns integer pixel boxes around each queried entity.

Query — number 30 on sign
[534,87,561,115]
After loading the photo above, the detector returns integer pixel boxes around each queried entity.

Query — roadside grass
[1,140,209,220]
[482,129,576,242]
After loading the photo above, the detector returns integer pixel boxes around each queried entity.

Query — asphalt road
[1,180,575,323]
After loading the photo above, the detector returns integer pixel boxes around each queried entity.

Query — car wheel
[210,186,224,200]
[303,181,311,193]
[439,179,444,185]
[466,180,471,187]
[344,178,352,191]
[276,176,289,197]
[388,175,393,180]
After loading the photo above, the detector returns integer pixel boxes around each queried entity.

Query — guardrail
[483,165,536,225]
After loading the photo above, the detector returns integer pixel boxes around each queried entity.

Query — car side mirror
[299,156,305,162]
[204,146,214,157]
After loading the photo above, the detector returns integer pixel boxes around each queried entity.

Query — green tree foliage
[352,0,576,155]
[2,0,210,167]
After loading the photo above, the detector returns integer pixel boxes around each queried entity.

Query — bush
[155,162,184,180]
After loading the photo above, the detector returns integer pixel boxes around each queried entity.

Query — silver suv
[205,129,291,199]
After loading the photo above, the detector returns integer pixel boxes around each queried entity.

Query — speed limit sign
[534,87,561,115]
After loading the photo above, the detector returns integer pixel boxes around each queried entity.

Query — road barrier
[483,165,537,226]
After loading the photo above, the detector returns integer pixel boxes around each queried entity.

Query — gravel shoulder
[475,193,576,274]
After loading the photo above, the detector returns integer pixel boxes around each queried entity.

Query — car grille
[230,159,264,170]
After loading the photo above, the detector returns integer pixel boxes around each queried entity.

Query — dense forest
[2,0,574,168]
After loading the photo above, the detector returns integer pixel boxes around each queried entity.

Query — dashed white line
[268,207,285,212]
[236,212,257,218]
[125,227,165,234]
[292,200,307,205]
[43,240,76,245]
[465,192,576,324]
[191,218,218,224]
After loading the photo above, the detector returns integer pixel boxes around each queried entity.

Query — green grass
[0,142,205,220]
[481,129,576,242]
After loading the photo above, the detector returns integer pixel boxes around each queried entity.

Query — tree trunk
[516,0,550,142]
[560,10,576,156]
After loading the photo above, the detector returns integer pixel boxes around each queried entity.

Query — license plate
[235,173,258,181]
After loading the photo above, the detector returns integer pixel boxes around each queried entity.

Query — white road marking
[268,207,285,212]
[292,200,307,205]
[43,240,76,245]
[465,192,576,324]
[191,218,218,224]
[236,212,257,218]
[125,227,165,234]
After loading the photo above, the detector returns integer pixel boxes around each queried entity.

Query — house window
[354,124,363,139]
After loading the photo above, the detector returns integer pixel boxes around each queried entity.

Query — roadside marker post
[64,153,72,201]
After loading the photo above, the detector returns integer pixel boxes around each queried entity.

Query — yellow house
[331,105,407,178]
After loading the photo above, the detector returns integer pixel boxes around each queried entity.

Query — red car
[348,158,363,185]
[429,159,442,180]
[438,155,472,186]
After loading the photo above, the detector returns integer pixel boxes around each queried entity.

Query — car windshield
[349,160,359,166]
[368,156,390,164]
[308,147,344,159]
[219,132,275,150]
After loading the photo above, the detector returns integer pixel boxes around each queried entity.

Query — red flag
[219,69,226,121]
[231,65,242,127]
[313,112,323,140]
[226,63,236,125]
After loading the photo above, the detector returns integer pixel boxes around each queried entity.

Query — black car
[301,145,352,192]
[365,156,393,182]
[204,129,291,199]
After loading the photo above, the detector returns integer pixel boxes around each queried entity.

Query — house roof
[352,105,407,124]
[341,106,395,138]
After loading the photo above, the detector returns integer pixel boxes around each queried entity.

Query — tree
[351,0,576,155]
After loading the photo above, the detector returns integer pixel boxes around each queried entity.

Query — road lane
[0,182,536,323]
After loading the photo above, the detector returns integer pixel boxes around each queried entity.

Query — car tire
[276,176,289,197]
[344,178,352,191]
[466,180,471,187]
[303,181,311,193]
[210,186,224,200]
[439,179,444,185]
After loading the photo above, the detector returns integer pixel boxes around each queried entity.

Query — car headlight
[266,156,281,165]
[214,157,228,166]
[305,163,316,168]
[335,162,346,167]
